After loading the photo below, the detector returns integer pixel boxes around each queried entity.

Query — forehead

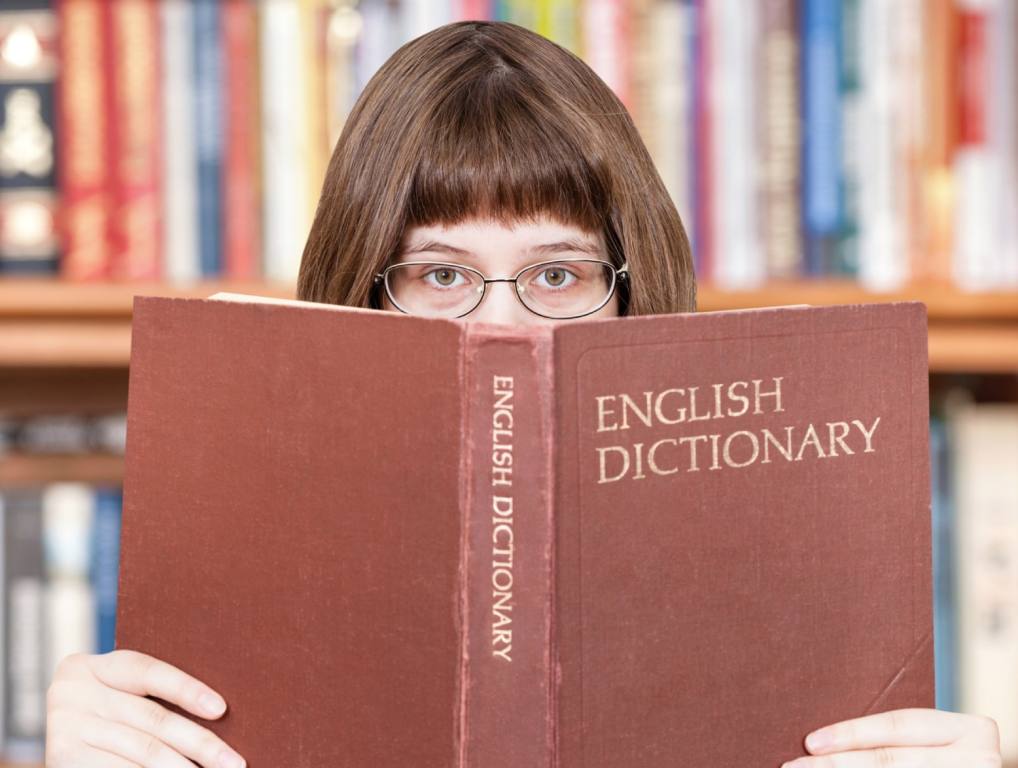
[398,214,604,256]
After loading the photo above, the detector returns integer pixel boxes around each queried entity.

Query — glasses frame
[373,257,630,320]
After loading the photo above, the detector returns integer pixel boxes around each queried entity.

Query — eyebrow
[399,237,603,260]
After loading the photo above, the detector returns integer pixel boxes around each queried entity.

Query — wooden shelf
[0,452,124,486]
[1,277,1017,371]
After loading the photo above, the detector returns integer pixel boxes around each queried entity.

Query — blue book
[800,0,842,276]
[92,487,123,655]
[193,0,224,277]
[930,415,957,711]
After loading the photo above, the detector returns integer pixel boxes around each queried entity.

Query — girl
[45,19,1000,768]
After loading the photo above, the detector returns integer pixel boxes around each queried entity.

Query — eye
[422,266,468,289]
[535,264,578,289]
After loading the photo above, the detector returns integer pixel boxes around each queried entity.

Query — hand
[46,649,247,768]
[782,707,1001,767]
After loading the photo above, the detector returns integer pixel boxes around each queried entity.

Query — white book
[710,0,763,289]
[355,0,399,93]
[260,0,310,284]
[988,0,1018,286]
[857,0,908,291]
[649,0,691,230]
[400,0,452,45]
[160,0,201,285]
[953,402,1018,761]
[41,483,96,696]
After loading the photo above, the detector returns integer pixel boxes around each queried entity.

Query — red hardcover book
[117,296,933,767]
[106,0,162,281]
[222,0,261,280]
[56,0,112,280]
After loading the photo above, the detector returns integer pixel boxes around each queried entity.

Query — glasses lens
[385,263,484,317]
[516,260,616,318]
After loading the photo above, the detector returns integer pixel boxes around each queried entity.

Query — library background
[1,0,1017,764]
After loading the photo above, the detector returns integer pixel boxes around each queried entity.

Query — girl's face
[381,213,621,325]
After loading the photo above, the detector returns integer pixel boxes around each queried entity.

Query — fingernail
[218,748,245,768]
[806,728,832,751]
[201,692,226,716]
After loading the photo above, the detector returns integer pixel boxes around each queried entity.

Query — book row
[0,412,127,456]
[0,484,122,764]
[0,0,1014,290]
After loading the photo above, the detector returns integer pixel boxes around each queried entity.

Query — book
[953,402,1018,762]
[0,0,59,276]
[116,295,933,767]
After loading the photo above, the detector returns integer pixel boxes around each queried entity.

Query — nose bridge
[470,278,536,325]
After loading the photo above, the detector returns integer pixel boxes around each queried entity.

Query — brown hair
[297,20,696,316]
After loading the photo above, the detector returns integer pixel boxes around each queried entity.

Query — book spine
[0,2,60,275]
[323,1,360,150]
[953,403,1018,762]
[835,0,861,278]
[952,0,994,290]
[300,0,330,227]
[800,0,841,277]
[710,0,762,289]
[857,0,906,290]
[56,0,110,280]
[93,486,122,654]
[160,0,200,285]
[3,489,45,763]
[222,0,260,280]
[758,0,802,280]
[458,327,556,767]
[581,0,630,113]
[41,483,97,694]
[690,0,712,279]
[929,415,957,712]
[108,0,162,281]
[917,0,957,285]
[193,0,223,278]
[260,0,308,283]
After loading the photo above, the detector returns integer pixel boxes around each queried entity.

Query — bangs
[404,69,613,236]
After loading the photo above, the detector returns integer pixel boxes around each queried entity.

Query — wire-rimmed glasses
[374,257,629,319]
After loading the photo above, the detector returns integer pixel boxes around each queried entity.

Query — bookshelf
[2,0,1016,761]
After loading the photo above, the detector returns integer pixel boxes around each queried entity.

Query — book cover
[117,296,933,767]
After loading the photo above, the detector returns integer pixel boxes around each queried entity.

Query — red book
[222,0,261,280]
[957,5,987,146]
[106,0,162,281]
[117,296,933,767]
[56,0,112,280]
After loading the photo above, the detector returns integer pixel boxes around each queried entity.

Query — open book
[116,294,932,767]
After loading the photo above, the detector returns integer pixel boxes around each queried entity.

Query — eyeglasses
[374,257,629,319]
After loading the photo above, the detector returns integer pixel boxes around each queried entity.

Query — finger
[784,745,959,768]
[57,744,142,768]
[88,650,227,720]
[79,712,204,768]
[95,682,245,768]
[804,708,967,753]
[46,709,141,768]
